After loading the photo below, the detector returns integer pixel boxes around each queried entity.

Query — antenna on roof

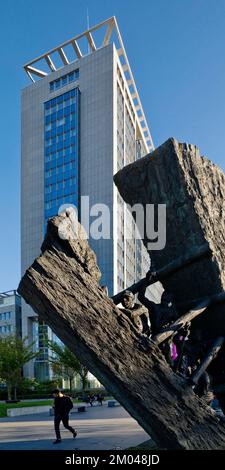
[87,7,90,53]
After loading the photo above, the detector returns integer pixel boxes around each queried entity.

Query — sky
[0,0,225,292]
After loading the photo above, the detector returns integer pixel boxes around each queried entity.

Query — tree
[0,334,38,401]
[48,341,89,390]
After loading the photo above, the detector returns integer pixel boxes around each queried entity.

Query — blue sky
[0,0,225,292]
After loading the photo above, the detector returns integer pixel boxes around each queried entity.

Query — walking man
[52,388,77,444]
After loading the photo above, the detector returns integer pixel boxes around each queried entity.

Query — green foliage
[17,377,39,395]
[16,377,61,395]
[0,334,38,400]
[35,379,61,394]
[47,340,89,390]
[73,387,109,399]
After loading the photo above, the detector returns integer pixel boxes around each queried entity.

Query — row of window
[45,147,76,161]
[46,159,77,171]
[45,124,76,140]
[0,324,12,334]
[45,176,76,189]
[45,89,77,109]
[45,138,76,154]
[45,180,77,198]
[45,161,77,177]
[44,194,77,215]
[45,104,77,124]
[45,188,77,204]
[45,194,78,210]
[45,177,77,193]
[45,115,72,130]
[45,160,77,174]
[0,311,11,321]
[45,129,77,146]
[50,70,79,92]
[45,144,78,158]
[45,97,77,116]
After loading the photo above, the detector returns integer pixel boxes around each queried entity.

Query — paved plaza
[0,403,150,450]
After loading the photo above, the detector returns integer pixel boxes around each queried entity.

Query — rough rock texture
[114,138,225,336]
[18,209,225,450]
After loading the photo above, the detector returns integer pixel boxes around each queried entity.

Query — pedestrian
[96,393,103,405]
[89,394,95,406]
[52,388,77,444]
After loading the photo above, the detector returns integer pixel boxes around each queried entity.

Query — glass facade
[33,320,51,381]
[44,87,80,226]
[36,87,80,381]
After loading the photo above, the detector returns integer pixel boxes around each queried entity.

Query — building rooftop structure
[0,289,19,297]
[23,16,154,153]
[0,290,21,303]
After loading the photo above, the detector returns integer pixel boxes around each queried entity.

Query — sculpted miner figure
[138,272,179,335]
[121,290,151,336]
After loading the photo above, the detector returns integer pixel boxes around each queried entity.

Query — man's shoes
[53,439,61,444]
[73,430,78,438]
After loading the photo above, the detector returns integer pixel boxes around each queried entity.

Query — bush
[35,379,61,394]
[17,379,61,399]
[69,387,109,399]
[17,378,39,395]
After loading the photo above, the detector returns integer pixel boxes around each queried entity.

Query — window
[55,79,60,89]
[45,186,52,194]
[57,117,65,126]
[49,70,79,92]
[57,102,63,111]
[45,202,53,210]
[62,76,68,86]
[70,177,76,186]
[45,123,52,131]
[45,138,52,147]
[69,71,75,82]
[0,324,11,334]
[45,107,51,116]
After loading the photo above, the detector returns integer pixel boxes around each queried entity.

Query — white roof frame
[23,16,154,152]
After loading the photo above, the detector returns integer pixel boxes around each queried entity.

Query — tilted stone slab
[18,209,225,449]
[114,138,225,337]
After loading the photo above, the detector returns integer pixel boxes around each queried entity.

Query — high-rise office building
[21,17,160,379]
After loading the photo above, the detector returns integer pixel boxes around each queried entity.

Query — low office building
[0,290,22,337]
